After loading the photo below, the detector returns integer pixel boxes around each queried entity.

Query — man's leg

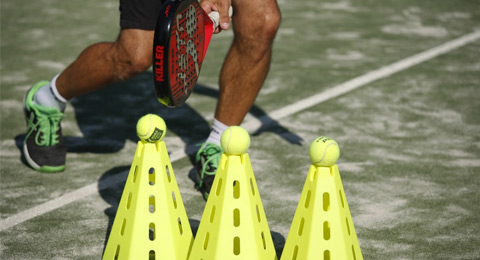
[56,29,154,99]
[195,0,281,198]
[24,29,154,172]
[215,0,281,125]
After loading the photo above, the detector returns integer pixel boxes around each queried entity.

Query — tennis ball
[136,114,166,143]
[309,136,340,167]
[220,126,250,155]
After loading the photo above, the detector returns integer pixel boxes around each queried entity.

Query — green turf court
[1,0,480,259]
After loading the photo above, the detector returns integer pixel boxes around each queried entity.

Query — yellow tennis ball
[220,126,250,155]
[136,114,166,143]
[309,136,340,167]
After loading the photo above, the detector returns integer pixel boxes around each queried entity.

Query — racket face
[153,0,206,107]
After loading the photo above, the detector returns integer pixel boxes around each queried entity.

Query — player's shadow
[61,71,302,164]
[64,72,211,155]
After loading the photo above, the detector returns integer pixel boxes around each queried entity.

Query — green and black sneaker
[23,81,66,172]
[195,142,223,200]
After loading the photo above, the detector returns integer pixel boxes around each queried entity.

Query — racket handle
[208,6,233,29]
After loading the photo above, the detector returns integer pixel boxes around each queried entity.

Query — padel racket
[153,0,228,107]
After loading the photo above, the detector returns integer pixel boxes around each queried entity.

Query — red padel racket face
[168,1,206,105]
[153,0,206,107]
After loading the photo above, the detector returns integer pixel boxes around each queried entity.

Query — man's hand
[200,0,232,32]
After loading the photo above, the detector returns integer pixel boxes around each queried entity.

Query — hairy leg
[214,0,281,126]
[55,29,154,99]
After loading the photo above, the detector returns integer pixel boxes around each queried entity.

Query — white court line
[1,30,479,232]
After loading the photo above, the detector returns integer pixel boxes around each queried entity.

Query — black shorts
[119,0,164,30]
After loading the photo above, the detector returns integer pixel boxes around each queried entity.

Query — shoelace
[200,144,223,177]
[26,111,64,146]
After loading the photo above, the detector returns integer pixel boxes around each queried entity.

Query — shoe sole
[23,143,65,173]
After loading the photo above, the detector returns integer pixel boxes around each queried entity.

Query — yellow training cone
[281,137,363,260]
[102,115,193,260]
[188,126,278,260]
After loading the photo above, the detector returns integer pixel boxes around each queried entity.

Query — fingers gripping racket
[153,0,229,107]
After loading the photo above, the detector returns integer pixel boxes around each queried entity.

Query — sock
[205,118,229,146]
[33,75,67,112]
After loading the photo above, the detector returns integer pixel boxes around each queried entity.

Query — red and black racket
[153,0,227,107]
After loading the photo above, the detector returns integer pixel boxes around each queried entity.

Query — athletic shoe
[23,81,66,172]
[195,142,223,199]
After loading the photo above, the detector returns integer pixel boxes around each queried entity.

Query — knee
[112,49,152,81]
[125,50,152,73]
[233,6,281,54]
[110,31,154,81]
[241,9,280,42]
[259,8,282,43]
